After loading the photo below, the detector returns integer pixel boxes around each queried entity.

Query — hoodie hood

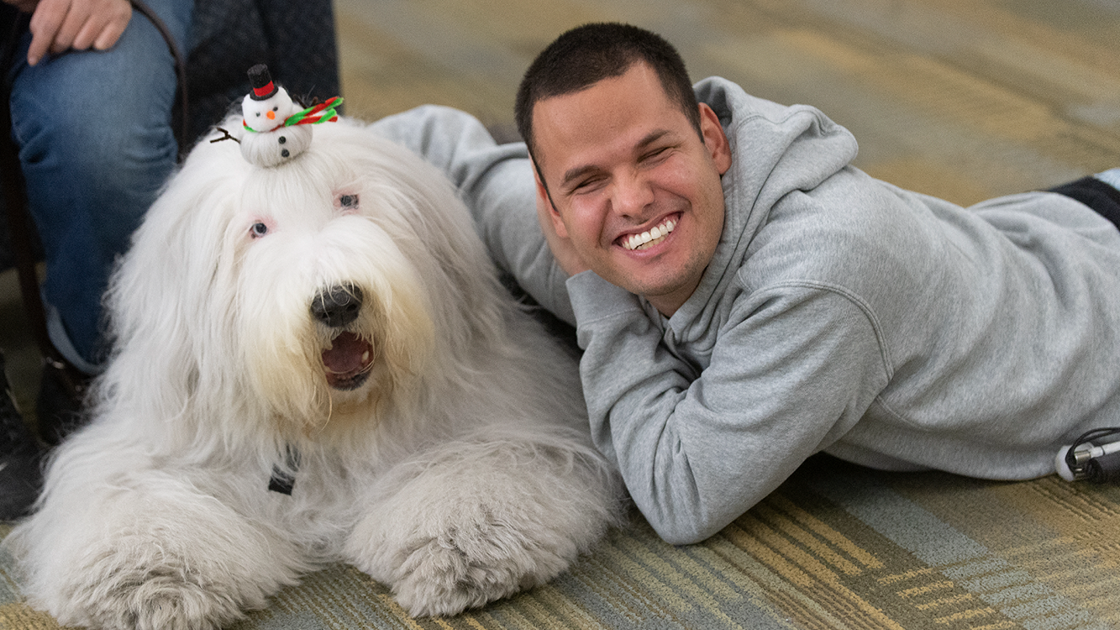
[666,77,861,345]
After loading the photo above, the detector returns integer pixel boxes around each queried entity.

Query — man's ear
[532,158,571,239]
[699,103,732,176]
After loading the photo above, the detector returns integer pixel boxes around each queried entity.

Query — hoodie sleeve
[368,105,576,324]
[568,272,890,545]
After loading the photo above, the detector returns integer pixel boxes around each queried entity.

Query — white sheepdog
[7,114,624,629]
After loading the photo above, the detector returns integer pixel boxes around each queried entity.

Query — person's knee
[11,48,180,191]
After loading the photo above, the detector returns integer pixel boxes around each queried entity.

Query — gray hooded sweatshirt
[372,77,1120,545]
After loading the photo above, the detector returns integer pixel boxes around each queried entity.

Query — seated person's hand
[13,0,132,66]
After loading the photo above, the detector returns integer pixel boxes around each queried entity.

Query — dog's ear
[355,135,513,350]
[99,141,246,431]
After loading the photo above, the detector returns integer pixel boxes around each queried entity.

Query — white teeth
[623,218,676,251]
[361,350,370,363]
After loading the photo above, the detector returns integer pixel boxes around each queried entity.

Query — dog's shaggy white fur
[7,117,624,629]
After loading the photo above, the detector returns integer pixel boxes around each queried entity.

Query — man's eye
[571,177,604,194]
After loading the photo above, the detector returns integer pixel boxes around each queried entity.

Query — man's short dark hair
[514,23,701,163]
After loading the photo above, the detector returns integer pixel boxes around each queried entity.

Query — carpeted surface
[3,1,1120,628]
[5,454,1120,629]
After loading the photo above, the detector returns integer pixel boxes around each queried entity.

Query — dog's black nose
[311,284,363,328]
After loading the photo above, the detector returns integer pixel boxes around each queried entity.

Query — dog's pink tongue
[323,332,368,374]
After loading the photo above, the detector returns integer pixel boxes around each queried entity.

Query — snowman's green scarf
[243,96,343,133]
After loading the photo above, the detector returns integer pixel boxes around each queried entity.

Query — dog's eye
[339,194,359,208]
[250,222,269,238]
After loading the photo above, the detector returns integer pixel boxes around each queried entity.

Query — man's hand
[19,0,132,66]
[534,166,590,277]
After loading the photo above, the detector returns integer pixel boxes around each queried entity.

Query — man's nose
[611,171,655,218]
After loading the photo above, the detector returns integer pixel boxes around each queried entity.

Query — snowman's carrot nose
[267,111,276,120]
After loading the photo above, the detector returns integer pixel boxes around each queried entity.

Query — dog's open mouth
[322,332,374,390]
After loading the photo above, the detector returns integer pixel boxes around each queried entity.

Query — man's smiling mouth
[621,216,677,251]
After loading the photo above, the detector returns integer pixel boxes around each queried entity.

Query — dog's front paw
[346,439,621,617]
[59,559,248,630]
[351,502,574,617]
[390,506,568,617]
[15,498,298,630]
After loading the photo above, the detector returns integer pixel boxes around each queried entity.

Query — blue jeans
[6,0,193,373]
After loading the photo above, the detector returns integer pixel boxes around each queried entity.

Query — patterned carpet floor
[6,455,1120,629]
[4,0,1120,628]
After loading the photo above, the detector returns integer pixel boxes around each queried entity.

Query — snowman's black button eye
[250,222,269,238]
[272,106,279,112]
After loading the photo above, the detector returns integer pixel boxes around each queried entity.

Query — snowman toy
[238,64,342,168]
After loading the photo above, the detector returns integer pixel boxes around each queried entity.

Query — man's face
[532,62,732,316]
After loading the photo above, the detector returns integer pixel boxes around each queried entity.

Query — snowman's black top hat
[247,64,278,101]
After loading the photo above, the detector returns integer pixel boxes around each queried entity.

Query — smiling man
[372,23,1120,546]
[527,60,730,316]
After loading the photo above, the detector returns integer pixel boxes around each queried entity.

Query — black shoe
[0,351,43,520]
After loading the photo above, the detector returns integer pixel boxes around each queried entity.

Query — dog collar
[268,446,301,495]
